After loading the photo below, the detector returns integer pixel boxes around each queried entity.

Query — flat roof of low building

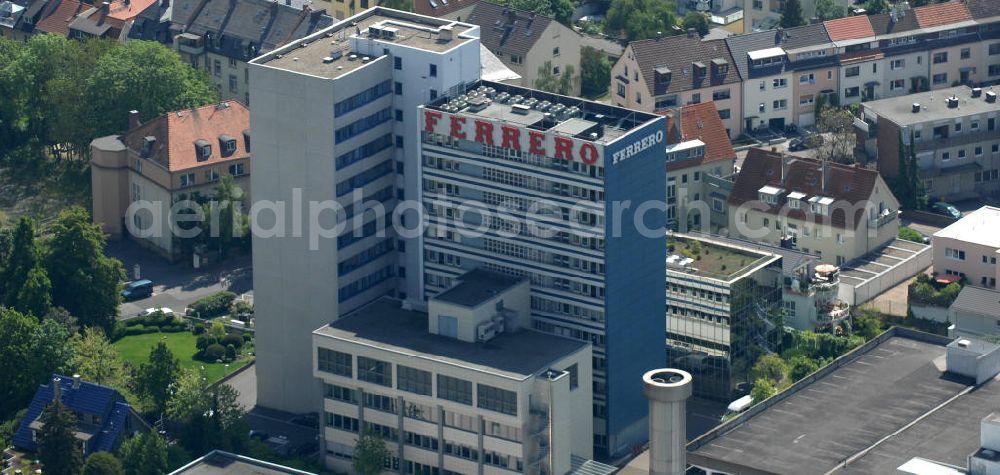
[863,85,1000,125]
[169,450,315,475]
[255,8,476,79]
[951,285,1000,318]
[934,206,1000,249]
[433,268,524,308]
[668,233,779,281]
[314,297,588,380]
[686,331,987,474]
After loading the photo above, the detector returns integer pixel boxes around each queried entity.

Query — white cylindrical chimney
[643,368,692,475]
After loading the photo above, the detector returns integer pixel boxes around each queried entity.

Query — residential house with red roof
[90,102,251,259]
[727,148,900,265]
[611,31,742,137]
[663,102,737,233]
[823,15,883,105]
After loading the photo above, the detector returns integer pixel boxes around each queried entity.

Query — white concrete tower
[643,368,692,475]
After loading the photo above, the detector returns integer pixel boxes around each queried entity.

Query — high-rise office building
[248,8,482,414]
[418,82,667,457]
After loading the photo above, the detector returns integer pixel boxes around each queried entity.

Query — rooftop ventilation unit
[987,91,997,104]
[348,54,357,61]
[912,103,920,113]
[535,100,551,111]
[368,25,384,37]
[511,103,531,115]
[522,97,538,108]
[549,103,566,116]
[947,96,959,108]
[973,87,983,98]
[438,25,453,41]
[496,92,511,103]
[467,95,490,112]
[511,94,524,104]
[362,56,371,63]
[381,26,399,40]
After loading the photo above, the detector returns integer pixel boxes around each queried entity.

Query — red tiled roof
[913,2,972,29]
[728,148,884,230]
[34,0,87,36]
[414,0,479,18]
[823,16,875,42]
[124,102,250,173]
[663,102,736,173]
[105,0,158,21]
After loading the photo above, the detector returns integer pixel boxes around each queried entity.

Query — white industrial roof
[934,206,1000,249]
[747,47,785,61]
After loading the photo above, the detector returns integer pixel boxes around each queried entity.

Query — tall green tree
[0,308,74,419]
[84,40,217,142]
[606,0,677,41]
[118,432,168,475]
[788,355,819,381]
[496,0,575,25]
[354,429,390,475]
[136,340,181,415]
[682,11,710,36]
[750,378,775,403]
[865,0,889,14]
[534,61,578,96]
[780,0,805,27]
[751,354,788,386]
[83,452,126,475]
[71,327,125,388]
[45,206,126,332]
[202,175,249,258]
[580,47,612,98]
[815,107,857,163]
[815,0,847,20]
[166,368,247,454]
[17,265,52,318]
[1,216,39,307]
[38,400,84,475]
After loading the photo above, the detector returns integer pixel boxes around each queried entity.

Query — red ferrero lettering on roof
[423,109,609,166]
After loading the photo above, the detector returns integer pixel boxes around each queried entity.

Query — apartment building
[726,29,795,133]
[780,24,837,128]
[248,8,483,415]
[871,12,928,99]
[918,2,983,89]
[726,148,901,265]
[0,0,30,40]
[29,0,156,39]
[743,0,851,33]
[171,0,332,103]
[90,102,251,259]
[611,32,742,137]
[313,271,597,474]
[419,81,666,457]
[663,102,738,233]
[463,3,583,96]
[861,85,1000,202]
[933,206,1000,289]
[665,234,783,400]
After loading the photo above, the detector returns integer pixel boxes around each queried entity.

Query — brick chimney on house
[52,377,62,403]
[129,110,141,130]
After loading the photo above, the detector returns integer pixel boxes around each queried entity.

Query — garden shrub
[189,291,237,318]
[204,343,226,362]
[221,333,243,349]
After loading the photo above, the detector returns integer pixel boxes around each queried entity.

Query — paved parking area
[109,239,252,318]
[224,364,320,457]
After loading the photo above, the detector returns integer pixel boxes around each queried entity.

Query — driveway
[109,239,252,318]
[224,365,320,456]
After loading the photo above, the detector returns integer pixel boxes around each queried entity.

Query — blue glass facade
[602,117,667,457]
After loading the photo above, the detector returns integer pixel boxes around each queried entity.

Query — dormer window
[141,136,156,158]
[194,139,212,161]
[809,196,833,215]
[711,58,729,75]
[693,62,707,78]
[219,134,237,156]
[787,191,806,209]
[654,66,671,84]
[758,185,783,205]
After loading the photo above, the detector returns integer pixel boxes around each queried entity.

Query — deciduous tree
[119,432,168,475]
[71,327,125,388]
[815,107,857,164]
[682,11,710,36]
[606,0,677,41]
[815,0,847,20]
[45,206,126,332]
[83,452,125,475]
[750,378,775,403]
[354,429,390,475]
[534,61,578,95]
[580,47,612,98]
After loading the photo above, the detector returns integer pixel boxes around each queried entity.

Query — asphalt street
[108,239,253,318]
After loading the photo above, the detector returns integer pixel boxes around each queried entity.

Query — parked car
[930,202,963,220]
[122,279,153,301]
[138,307,174,318]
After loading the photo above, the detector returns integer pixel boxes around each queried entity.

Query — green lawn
[113,331,250,383]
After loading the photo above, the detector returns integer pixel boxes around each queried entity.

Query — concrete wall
[912,303,950,323]
[839,240,931,306]
[91,137,131,238]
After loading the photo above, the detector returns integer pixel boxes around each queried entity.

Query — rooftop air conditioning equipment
[912,103,920,113]
[485,87,497,97]
[549,103,565,115]
[496,92,511,103]
[987,91,997,103]
[973,87,983,98]
[947,96,959,108]
[511,94,524,104]
[536,100,551,111]
[522,97,538,108]
[381,26,399,40]
[348,54,357,61]
[512,103,531,115]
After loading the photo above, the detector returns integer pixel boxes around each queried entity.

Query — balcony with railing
[176,33,205,56]
[868,210,899,229]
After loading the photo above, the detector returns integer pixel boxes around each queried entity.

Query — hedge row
[189,291,237,318]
